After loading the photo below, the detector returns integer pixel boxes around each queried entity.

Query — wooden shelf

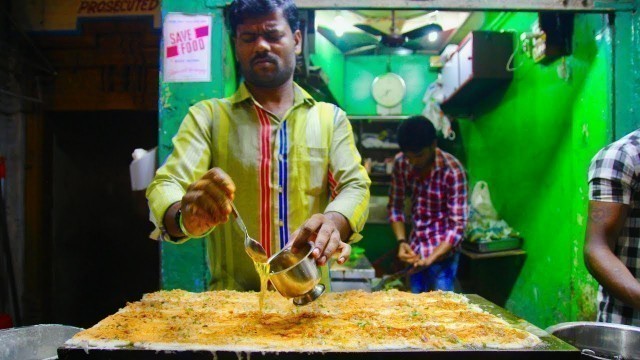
[460,248,526,260]
[349,115,409,121]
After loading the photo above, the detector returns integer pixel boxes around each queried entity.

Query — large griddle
[57,295,579,359]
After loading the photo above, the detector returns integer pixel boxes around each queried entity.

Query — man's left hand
[289,213,351,266]
[415,241,454,268]
[413,256,434,268]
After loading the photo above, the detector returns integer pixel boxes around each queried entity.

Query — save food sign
[163,13,212,83]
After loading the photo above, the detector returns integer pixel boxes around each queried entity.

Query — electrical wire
[503,29,526,72]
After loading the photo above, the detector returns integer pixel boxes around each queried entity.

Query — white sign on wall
[163,13,212,82]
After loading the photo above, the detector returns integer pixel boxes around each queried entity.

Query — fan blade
[316,25,341,47]
[403,23,443,40]
[353,23,387,37]
[404,28,455,53]
[317,25,378,54]
[344,44,378,56]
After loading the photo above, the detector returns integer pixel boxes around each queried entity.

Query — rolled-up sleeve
[444,166,468,247]
[146,103,213,241]
[388,154,406,224]
[323,107,371,243]
[588,147,633,204]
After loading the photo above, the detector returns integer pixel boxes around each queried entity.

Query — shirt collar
[229,81,316,107]
[406,147,444,175]
[433,148,444,172]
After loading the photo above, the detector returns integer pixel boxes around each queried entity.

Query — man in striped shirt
[146,0,370,291]
[585,129,640,326]
[388,116,468,293]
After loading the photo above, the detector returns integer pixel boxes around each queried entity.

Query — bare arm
[391,220,406,243]
[584,200,640,309]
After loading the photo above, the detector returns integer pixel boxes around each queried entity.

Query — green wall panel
[163,0,230,12]
[457,12,611,327]
[567,13,612,322]
[311,35,438,115]
[613,11,640,139]
[343,55,438,115]
[158,4,236,291]
[313,12,614,327]
[311,34,346,107]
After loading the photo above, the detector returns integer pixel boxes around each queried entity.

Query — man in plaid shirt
[388,116,468,293]
[586,129,640,326]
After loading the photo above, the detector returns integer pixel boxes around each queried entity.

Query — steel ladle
[230,202,268,263]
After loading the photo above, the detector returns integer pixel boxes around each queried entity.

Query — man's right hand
[398,242,419,264]
[180,168,236,236]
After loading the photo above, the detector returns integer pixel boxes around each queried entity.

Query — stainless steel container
[268,242,324,306]
[546,321,640,360]
[0,324,83,360]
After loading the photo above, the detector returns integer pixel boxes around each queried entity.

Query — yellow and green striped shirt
[147,82,370,291]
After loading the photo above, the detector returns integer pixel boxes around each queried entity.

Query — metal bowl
[268,242,325,306]
[546,321,640,360]
[0,324,83,360]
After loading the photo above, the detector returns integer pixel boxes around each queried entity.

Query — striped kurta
[147,82,370,291]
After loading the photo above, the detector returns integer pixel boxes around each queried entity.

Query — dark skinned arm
[584,200,640,310]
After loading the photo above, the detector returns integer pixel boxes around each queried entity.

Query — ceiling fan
[317,10,454,56]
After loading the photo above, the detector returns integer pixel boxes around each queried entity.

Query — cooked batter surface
[68,289,541,351]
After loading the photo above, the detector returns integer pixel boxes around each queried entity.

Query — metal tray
[462,238,522,253]
[57,295,578,360]
[546,321,640,359]
[1,324,83,360]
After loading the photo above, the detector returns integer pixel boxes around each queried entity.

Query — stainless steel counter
[58,294,579,359]
[329,255,376,292]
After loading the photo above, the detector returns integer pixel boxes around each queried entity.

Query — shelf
[460,248,526,260]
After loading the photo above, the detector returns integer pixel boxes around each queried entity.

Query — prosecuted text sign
[21,0,160,31]
[163,13,212,83]
[78,0,159,14]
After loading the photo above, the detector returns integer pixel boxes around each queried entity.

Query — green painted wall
[342,55,438,115]
[311,32,346,107]
[457,12,611,327]
[312,11,621,328]
[311,45,438,115]
[159,1,236,291]
[613,10,640,138]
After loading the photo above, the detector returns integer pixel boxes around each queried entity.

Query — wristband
[397,239,408,245]
[177,208,214,238]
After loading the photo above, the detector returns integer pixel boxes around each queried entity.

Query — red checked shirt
[388,148,468,258]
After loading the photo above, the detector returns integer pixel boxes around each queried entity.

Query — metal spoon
[230,202,268,263]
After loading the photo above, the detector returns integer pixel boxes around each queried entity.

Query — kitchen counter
[329,254,376,292]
